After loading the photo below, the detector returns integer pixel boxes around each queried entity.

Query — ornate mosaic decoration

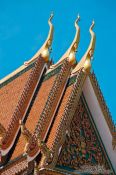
[57,97,111,172]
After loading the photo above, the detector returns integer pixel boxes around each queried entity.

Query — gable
[56,96,114,174]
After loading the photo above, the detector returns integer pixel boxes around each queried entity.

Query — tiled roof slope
[11,74,56,160]
[46,83,73,149]
[0,68,32,130]
[0,64,68,174]
[0,62,70,174]
[1,56,46,153]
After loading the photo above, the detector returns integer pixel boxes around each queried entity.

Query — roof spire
[24,12,54,65]
[50,14,80,68]
[72,20,96,74]
[68,14,80,65]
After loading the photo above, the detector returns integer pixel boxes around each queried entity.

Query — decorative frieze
[57,98,111,172]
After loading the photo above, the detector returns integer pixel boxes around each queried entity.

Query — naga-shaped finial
[50,14,80,69]
[72,20,96,74]
[68,14,80,65]
[43,12,54,53]
[24,12,54,66]
[86,20,95,58]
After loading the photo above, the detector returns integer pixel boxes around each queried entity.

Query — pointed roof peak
[24,12,54,66]
[46,12,54,48]
[50,15,80,69]
[72,20,96,74]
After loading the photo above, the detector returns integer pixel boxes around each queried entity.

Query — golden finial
[24,12,54,66]
[68,14,80,65]
[88,20,95,54]
[50,14,80,69]
[72,20,96,74]
[46,12,54,48]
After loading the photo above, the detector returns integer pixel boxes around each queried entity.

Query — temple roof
[0,15,116,175]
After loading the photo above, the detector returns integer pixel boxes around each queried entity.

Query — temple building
[0,13,116,175]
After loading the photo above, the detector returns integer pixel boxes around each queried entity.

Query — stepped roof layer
[0,15,116,175]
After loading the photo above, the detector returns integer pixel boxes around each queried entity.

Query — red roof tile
[11,75,56,160]
[25,75,56,133]
[47,84,73,149]
[0,70,31,129]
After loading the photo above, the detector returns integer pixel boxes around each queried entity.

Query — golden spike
[72,20,96,74]
[50,14,80,69]
[24,12,54,66]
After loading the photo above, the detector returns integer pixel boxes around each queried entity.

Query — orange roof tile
[47,84,73,149]
[0,69,31,129]
[11,135,25,160]
[25,75,56,133]
[11,75,56,160]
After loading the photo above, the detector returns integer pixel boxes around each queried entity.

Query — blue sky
[0,0,116,122]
